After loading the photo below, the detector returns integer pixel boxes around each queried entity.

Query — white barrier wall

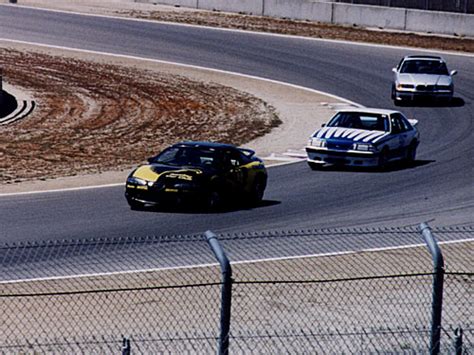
[264,0,332,23]
[332,3,406,30]
[135,0,198,8]
[198,0,263,14]
[406,9,474,37]
[136,0,474,37]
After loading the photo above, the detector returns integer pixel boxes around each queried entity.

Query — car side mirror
[392,68,397,73]
[450,70,458,76]
[147,157,154,164]
[321,123,326,127]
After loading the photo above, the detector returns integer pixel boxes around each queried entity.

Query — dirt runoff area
[0,47,283,184]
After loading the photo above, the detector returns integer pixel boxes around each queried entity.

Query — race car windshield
[400,60,449,75]
[327,112,389,131]
[151,147,218,167]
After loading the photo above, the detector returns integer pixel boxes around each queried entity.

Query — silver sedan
[391,55,457,104]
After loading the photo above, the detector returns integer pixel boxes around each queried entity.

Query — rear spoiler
[239,148,256,157]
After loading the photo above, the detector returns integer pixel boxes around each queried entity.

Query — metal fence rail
[0,224,472,353]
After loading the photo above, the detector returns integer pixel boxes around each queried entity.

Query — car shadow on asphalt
[315,159,435,173]
[132,199,281,214]
[395,97,464,108]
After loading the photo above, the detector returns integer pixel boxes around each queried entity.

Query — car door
[221,149,245,194]
[390,114,410,157]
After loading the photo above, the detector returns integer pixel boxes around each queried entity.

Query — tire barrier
[0,99,35,126]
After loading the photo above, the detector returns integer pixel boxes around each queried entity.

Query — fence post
[121,337,130,355]
[454,327,463,355]
[420,222,445,355]
[205,230,232,355]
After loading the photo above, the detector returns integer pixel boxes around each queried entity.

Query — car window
[391,113,411,132]
[152,147,218,167]
[399,116,413,131]
[327,112,389,131]
[396,58,404,70]
[400,60,449,75]
[226,150,243,167]
[391,116,404,134]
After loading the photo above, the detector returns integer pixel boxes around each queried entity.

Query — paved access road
[0,5,473,244]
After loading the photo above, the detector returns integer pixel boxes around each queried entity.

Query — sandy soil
[0,41,340,193]
[0,48,282,184]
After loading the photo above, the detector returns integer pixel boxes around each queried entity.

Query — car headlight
[127,176,148,186]
[352,143,375,152]
[436,84,453,91]
[309,137,326,148]
[396,83,415,90]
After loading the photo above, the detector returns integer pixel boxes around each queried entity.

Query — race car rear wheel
[405,141,417,165]
[206,190,222,210]
[250,176,266,205]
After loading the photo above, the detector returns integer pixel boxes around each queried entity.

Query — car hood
[132,164,206,182]
[314,127,388,143]
[397,73,452,86]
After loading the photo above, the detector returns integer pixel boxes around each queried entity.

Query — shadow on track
[395,97,465,108]
[130,199,281,214]
[310,159,435,173]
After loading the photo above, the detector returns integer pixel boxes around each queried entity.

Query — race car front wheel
[378,148,390,171]
[127,198,144,210]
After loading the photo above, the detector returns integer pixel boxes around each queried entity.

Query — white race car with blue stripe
[306,108,419,169]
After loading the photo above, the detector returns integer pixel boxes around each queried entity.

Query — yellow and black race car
[125,141,268,210]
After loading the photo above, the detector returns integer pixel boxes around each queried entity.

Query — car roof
[173,141,237,150]
[336,107,399,116]
[403,55,444,61]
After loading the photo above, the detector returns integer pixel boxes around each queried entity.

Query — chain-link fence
[331,0,473,14]
[0,224,472,353]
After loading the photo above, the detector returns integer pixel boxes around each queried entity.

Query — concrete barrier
[135,0,198,8]
[332,3,406,30]
[264,0,332,23]
[199,0,263,14]
[406,9,474,37]
[137,0,474,37]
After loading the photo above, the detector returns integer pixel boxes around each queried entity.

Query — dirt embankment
[0,49,280,184]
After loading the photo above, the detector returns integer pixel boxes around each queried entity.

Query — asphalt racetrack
[0,5,473,245]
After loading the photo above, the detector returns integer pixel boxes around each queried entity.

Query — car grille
[327,142,353,150]
[416,84,435,92]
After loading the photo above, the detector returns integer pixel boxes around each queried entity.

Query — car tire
[378,148,390,171]
[308,162,323,170]
[127,198,144,210]
[391,85,396,100]
[250,176,266,206]
[405,141,417,166]
[206,189,222,211]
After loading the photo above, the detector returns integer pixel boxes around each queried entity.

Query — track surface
[0,6,473,244]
